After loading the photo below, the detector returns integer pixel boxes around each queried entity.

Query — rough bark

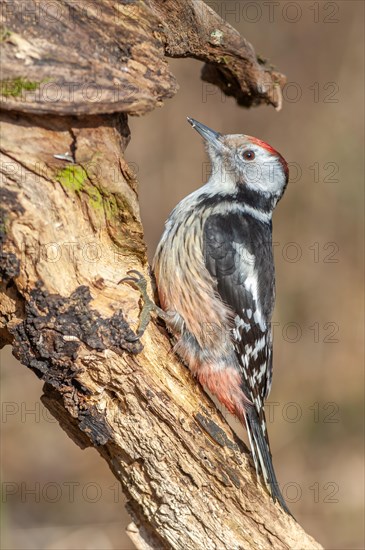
[0,1,322,548]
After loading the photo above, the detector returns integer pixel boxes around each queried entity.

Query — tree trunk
[0,1,322,548]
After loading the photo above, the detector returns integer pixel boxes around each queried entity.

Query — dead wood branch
[0,1,321,548]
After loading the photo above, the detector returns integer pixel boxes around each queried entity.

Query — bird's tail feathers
[246,407,292,516]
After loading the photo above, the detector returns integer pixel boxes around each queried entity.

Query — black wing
[203,212,293,513]
[203,212,275,405]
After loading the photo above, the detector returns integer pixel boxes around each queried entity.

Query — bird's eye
[242,150,255,161]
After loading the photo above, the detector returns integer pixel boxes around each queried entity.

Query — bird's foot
[120,270,161,341]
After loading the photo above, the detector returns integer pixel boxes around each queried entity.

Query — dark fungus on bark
[9,283,143,446]
[11,283,142,383]
[41,383,114,448]
[0,189,24,284]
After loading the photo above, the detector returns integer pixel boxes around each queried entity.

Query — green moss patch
[0,77,42,98]
[56,165,88,192]
[0,27,11,42]
[56,165,109,213]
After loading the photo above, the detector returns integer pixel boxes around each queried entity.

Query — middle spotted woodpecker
[123,118,290,514]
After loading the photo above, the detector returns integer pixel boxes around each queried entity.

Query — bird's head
[187,117,289,207]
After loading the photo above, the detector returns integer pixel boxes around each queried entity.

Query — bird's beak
[187,117,222,147]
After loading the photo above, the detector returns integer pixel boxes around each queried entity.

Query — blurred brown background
[1,1,364,549]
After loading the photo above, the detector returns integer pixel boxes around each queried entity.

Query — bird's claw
[119,270,147,289]
[119,270,155,341]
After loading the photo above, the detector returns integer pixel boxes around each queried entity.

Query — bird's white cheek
[241,162,263,186]
[208,159,238,193]
[243,161,285,194]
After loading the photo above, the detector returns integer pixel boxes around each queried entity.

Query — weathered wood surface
[149,0,285,109]
[1,0,284,115]
[0,1,322,548]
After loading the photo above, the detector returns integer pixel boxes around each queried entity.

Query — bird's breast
[153,213,232,352]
